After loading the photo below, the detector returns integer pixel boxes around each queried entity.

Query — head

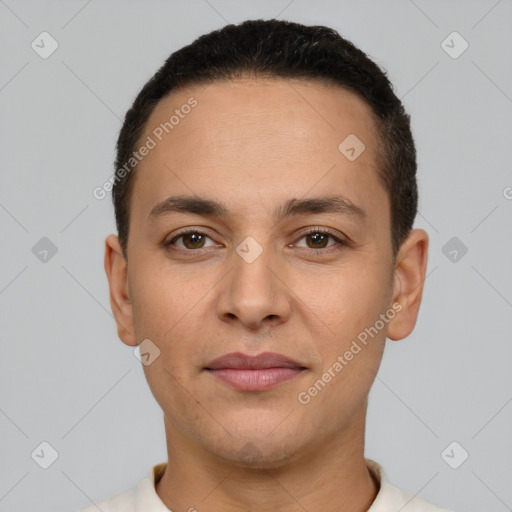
[105,19,428,468]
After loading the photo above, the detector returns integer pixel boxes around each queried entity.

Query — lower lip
[206,368,304,391]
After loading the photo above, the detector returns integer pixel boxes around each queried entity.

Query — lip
[206,352,305,370]
[204,352,307,391]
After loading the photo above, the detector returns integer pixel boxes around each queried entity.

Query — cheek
[128,258,205,338]
[307,262,390,334]
[301,292,387,424]
[303,261,391,388]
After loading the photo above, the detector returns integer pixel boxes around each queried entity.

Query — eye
[294,228,346,251]
[166,230,219,251]
[164,227,347,254]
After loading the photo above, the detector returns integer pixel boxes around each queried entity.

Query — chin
[203,425,306,470]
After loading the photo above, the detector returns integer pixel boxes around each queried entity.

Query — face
[106,78,427,468]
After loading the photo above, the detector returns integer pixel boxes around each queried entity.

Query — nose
[215,243,292,330]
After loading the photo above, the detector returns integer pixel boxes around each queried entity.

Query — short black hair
[113,19,417,261]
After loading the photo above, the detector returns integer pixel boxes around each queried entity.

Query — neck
[155,408,378,512]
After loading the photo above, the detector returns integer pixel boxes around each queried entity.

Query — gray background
[1,1,511,511]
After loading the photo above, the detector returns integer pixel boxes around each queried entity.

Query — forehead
[143,77,379,159]
[130,78,386,227]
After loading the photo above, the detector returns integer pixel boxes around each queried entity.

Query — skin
[104,78,428,512]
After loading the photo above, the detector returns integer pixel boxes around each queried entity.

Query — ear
[104,234,138,346]
[387,229,429,341]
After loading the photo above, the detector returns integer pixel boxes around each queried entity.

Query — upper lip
[205,352,306,370]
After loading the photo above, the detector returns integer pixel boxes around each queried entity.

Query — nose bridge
[217,233,291,328]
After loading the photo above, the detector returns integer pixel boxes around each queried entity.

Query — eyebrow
[148,194,366,224]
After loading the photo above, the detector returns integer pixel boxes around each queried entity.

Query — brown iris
[181,232,206,249]
[305,232,329,249]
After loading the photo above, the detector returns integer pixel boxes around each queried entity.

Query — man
[90,19,452,512]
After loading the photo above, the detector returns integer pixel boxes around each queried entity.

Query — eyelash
[164,227,347,255]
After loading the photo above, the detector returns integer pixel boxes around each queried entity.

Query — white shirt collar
[85,458,451,511]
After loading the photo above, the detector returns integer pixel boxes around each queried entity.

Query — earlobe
[104,234,138,346]
[387,229,429,342]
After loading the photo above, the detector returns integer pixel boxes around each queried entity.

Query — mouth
[204,352,307,392]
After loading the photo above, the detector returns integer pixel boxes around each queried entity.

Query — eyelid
[295,225,345,239]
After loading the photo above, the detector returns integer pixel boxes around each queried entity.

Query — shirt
[79,459,453,511]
